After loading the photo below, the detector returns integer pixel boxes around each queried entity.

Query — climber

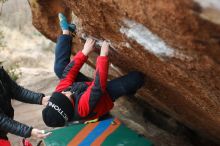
[42,13,144,127]
[0,67,51,146]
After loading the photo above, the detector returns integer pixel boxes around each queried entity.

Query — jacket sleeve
[77,56,109,117]
[0,109,32,138]
[55,51,88,92]
[11,85,45,104]
[0,67,44,104]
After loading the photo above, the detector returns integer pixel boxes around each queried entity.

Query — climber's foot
[69,23,77,37]
[69,23,76,33]
[58,13,69,31]
[59,13,76,36]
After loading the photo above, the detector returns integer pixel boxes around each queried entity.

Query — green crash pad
[44,118,153,146]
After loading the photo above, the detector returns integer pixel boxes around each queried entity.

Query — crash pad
[43,118,153,146]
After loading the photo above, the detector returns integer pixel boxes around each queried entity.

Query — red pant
[0,139,11,146]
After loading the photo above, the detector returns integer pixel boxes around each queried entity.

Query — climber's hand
[100,41,109,56]
[82,38,96,56]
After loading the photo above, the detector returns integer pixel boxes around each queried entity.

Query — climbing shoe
[59,13,76,33]
[69,23,76,33]
[58,13,69,31]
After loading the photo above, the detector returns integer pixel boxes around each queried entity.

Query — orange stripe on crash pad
[68,122,99,146]
[91,118,121,146]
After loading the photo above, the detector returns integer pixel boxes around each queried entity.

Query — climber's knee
[120,71,145,95]
[127,71,145,90]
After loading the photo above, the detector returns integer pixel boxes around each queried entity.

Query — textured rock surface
[28,0,220,143]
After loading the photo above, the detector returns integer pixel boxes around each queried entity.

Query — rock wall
[28,0,220,143]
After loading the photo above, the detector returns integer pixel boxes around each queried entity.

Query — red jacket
[55,51,114,121]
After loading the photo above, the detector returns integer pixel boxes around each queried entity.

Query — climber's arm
[77,41,110,117]
[55,38,96,92]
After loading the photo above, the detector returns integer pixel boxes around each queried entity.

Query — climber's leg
[54,13,90,81]
[106,71,144,101]
[54,35,72,79]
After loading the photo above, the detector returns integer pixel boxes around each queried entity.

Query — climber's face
[62,91,72,99]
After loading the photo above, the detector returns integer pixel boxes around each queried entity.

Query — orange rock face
[28,0,220,143]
